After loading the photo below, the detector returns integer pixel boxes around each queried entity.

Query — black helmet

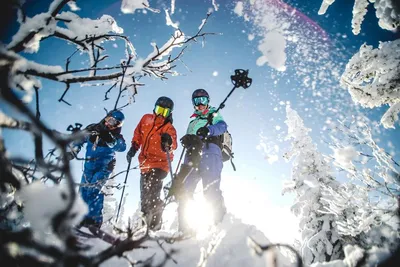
[192,89,209,99]
[155,96,174,110]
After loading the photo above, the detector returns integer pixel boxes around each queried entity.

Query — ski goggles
[105,116,123,127]
[154,105,172,117]
[192,96,209,106]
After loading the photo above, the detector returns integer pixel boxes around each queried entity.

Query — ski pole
[115,159,131,223]
[165,146,174,183]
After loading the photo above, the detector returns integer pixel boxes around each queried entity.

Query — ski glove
[161,133,172,151]
[126,146,137,163]
[180,134,202,149]
[100,131,115,144]
[196,126,210,138]
[87,123,106,136]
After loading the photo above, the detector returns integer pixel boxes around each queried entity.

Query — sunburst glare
[184,194,215,240]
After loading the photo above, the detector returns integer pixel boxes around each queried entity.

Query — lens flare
[184,196,214,240]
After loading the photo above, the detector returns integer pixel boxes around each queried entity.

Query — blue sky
[1,0,399,243]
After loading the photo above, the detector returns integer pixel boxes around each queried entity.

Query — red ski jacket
[131,114,177,173]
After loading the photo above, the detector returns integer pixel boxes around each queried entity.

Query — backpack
[199,111,236,170]
[219,131,236,171]
[220,131,233,162]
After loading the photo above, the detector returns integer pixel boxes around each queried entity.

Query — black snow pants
[140,168,167,230]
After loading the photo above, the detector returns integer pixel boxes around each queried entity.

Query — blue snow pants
[79,166,112,225]
[178,144,226,229]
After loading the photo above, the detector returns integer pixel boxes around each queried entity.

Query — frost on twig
[4,0,214,105]
[340,39,400,128]
[318,0,400,34]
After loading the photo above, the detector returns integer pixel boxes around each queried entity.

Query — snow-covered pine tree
[283,105,343,265]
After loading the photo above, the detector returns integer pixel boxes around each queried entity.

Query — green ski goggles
[154,105,172,117]
[192,96,209,106]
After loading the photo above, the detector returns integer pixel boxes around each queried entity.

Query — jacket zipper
[142,120,156,159]
[142,117,169,159]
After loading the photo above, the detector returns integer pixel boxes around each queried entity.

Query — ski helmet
[192,89,210,106]
[155,96,174,110]
[105,110,125,127]
[109,110,125,122]
[192,89,209,99]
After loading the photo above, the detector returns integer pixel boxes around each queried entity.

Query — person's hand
[180,134,201,148]
[161,133,172,151]
[87,123,105,136]
[196,126,210,138]
[126,146,137,163]
[100,131,114,143]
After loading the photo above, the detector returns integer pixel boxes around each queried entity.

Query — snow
[17,181,87,235]
[284,106,343,265]
[352,0,369,35]
[256,31,287,71]
[143,30,185,63]
[374,0,400,31]
[198,18,207,31]
[67,1,80,11]
[318,0,400,34]
[234,2,244,17]
[121,0,150,14]
[170,0,175,14]
[332,146,358,171]
[212,0,219,12]
[165,9,179,29]
[89,214,293,267]
[233,0,297,71]
[341,39,400,128]
[57,12,123,40]
[318,0,336,15]
[7,13,58,53]
[381,102,400,129]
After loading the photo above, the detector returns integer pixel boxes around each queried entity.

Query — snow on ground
[84,214,295,267]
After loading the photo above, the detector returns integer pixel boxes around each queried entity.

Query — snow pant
[140,168,167,230]
[79,162,113,226]
[177,153,226,231]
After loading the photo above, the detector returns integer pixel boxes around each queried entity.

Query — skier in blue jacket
[68,110,126,227]
[175,89,227,233]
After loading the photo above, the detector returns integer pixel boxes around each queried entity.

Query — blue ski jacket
[73,123,126,171]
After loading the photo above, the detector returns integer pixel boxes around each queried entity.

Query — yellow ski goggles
[154,105,172,117]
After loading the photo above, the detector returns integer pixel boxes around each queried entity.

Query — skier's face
[193,96,209,112]
[104,116,122,130]
[195,104,207,111]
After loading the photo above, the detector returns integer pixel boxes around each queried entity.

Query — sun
[183,194,215,240]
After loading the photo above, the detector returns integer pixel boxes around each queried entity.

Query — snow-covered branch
[5,2,214,104]
[329,119,400,196]
[318,0,400,34]
[340,39,400,128]
[1,0,217,265]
